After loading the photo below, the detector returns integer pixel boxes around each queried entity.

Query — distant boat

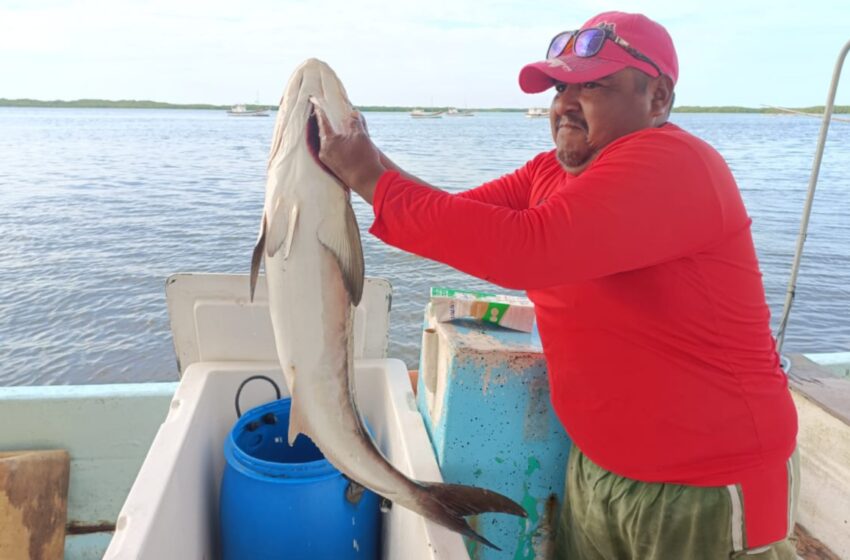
[410,109,444,119]
[227,104,269,117]
[446,108,474,117]
[525,108,548,118]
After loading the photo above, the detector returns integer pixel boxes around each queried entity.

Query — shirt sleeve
[451,152,549,209]
[370,130,734,290]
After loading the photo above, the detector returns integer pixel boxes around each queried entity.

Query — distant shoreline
[1,98,848,115]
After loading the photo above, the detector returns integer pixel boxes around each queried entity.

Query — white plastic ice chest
[104,273,469,559]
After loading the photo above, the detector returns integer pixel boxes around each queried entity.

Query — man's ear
[650,75,675,118]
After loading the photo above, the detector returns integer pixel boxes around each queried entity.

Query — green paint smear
[512,518,533,560]
[466,537,478,559]
[511,458,543,560]
[522,493,539,524]
[525,456,540,476]
[511,494,540,560]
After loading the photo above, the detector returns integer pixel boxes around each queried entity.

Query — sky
[1,0,849,109]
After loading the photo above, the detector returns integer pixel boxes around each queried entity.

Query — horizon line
[1,98,849,114]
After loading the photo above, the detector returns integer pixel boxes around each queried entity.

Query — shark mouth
[306,101,322,165]
[305,100,349,191]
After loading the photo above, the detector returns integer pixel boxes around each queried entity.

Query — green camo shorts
[554,447,800,560]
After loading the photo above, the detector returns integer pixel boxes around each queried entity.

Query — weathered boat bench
[787,353,850,559]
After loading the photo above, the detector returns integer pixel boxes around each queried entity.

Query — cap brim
[518,40,659,94]
[519,56,628,93]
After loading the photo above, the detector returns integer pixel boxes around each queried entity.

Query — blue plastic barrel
[220,397,381,559]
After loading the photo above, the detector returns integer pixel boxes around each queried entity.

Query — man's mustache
[558,114,587,131]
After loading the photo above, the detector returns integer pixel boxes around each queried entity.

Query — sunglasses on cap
[546,24,662,77]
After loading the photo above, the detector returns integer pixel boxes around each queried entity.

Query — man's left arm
[316,108,532,210]
[370,135,736,290]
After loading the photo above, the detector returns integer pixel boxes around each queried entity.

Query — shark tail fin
[413,481,528,551]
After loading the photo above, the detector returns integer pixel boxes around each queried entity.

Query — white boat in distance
[410,109,444,118]
[446,108,474,117]
[227,104,270,117]
[525,107,548,118]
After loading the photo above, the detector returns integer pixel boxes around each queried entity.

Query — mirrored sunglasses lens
[575,29,605,57]
[547,32,573,59]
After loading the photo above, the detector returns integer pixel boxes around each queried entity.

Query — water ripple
[1,108,848,385]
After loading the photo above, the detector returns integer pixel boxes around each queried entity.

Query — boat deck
[788,353,850,560]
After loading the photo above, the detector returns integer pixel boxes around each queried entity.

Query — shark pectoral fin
[250,214,267,302]
[317,203,365,306]
[266,199,299,259]
[287,393,307,446]
[283,204,298,259]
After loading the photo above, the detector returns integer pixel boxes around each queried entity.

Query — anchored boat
[226,104,270,117]
[525,107,548,118]
[410,109,444,118]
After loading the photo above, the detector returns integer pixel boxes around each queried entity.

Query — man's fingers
[314,103,334,141]
[346,110,367,135]
[358,111,370,135]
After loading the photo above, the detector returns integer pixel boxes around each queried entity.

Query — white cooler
[104,273,469,560]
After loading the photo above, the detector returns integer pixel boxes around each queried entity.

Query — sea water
[0,108,848,385]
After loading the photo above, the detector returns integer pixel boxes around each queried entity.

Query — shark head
[251,59,359,302]
[268,58,354,175]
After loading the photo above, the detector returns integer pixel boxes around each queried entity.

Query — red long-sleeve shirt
[370,123,798,546]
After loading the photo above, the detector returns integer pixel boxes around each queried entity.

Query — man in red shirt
[317,11,799,559]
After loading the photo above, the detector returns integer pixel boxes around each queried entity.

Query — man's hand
[315,106,385,205]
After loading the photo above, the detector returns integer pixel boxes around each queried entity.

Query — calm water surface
[1,108,848,385]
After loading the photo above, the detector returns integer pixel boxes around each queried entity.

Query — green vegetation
[1,98,848,115]
[674,105,850,114]
[0,98,267,111]
[356,106,527,113]
[0,99,524,112]
[674,105,763,113]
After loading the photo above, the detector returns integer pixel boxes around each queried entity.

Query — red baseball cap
[519,11,678,93]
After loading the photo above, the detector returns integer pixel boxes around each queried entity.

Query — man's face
[549,68,657,174]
